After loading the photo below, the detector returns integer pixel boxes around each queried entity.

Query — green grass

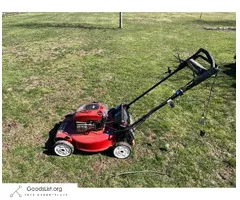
[2,12,236,187]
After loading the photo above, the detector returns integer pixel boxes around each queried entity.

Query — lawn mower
[47,48,218,159]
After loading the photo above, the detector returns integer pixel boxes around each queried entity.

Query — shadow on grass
[44,122,61,151]
[195,19,236,27]
[74,148,114,157]
[43,122,114,158]
[12,22,119,30]
[222,62,236,88]
[222,63,236,78]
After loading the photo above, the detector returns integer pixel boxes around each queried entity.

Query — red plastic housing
[71,130,116,152]
[74,103,108,122]
[55,114,116,153]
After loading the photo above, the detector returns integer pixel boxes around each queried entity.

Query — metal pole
[119,12,123,28]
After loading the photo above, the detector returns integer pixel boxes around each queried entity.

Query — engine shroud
[73,103,108,133]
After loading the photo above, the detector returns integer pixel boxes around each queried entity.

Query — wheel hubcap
[54,144,71,157]
[114,145,130,159]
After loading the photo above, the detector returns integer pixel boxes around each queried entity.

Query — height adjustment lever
[166,67,172,74]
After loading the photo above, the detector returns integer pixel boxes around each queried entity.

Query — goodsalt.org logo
[10,185,22,197]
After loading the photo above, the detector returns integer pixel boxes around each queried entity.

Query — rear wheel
[53,140,74,157]
[113,142,132,159]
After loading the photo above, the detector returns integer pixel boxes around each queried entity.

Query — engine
[73,102,108,133]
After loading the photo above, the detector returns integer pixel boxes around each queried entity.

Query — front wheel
[53,140,74,157]
[113,142,132,159]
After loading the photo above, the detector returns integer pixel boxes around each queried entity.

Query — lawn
[2,12,236,187]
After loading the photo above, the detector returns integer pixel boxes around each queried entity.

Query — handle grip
[186,48,218,84]
[188,48,217,70]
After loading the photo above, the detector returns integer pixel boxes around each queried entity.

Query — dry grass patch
[77,49,104,57]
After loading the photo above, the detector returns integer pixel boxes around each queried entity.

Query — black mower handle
[183,48,218,83]
[187,48,218,86]
[127,48,218,108]
[187,48,218,70]
[189,48,215,67]
[126,48,219,130]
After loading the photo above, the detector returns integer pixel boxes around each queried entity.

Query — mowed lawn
[2,12,236,187]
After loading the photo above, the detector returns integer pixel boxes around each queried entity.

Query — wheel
[53,140,74,157]
[113,142,132,159]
